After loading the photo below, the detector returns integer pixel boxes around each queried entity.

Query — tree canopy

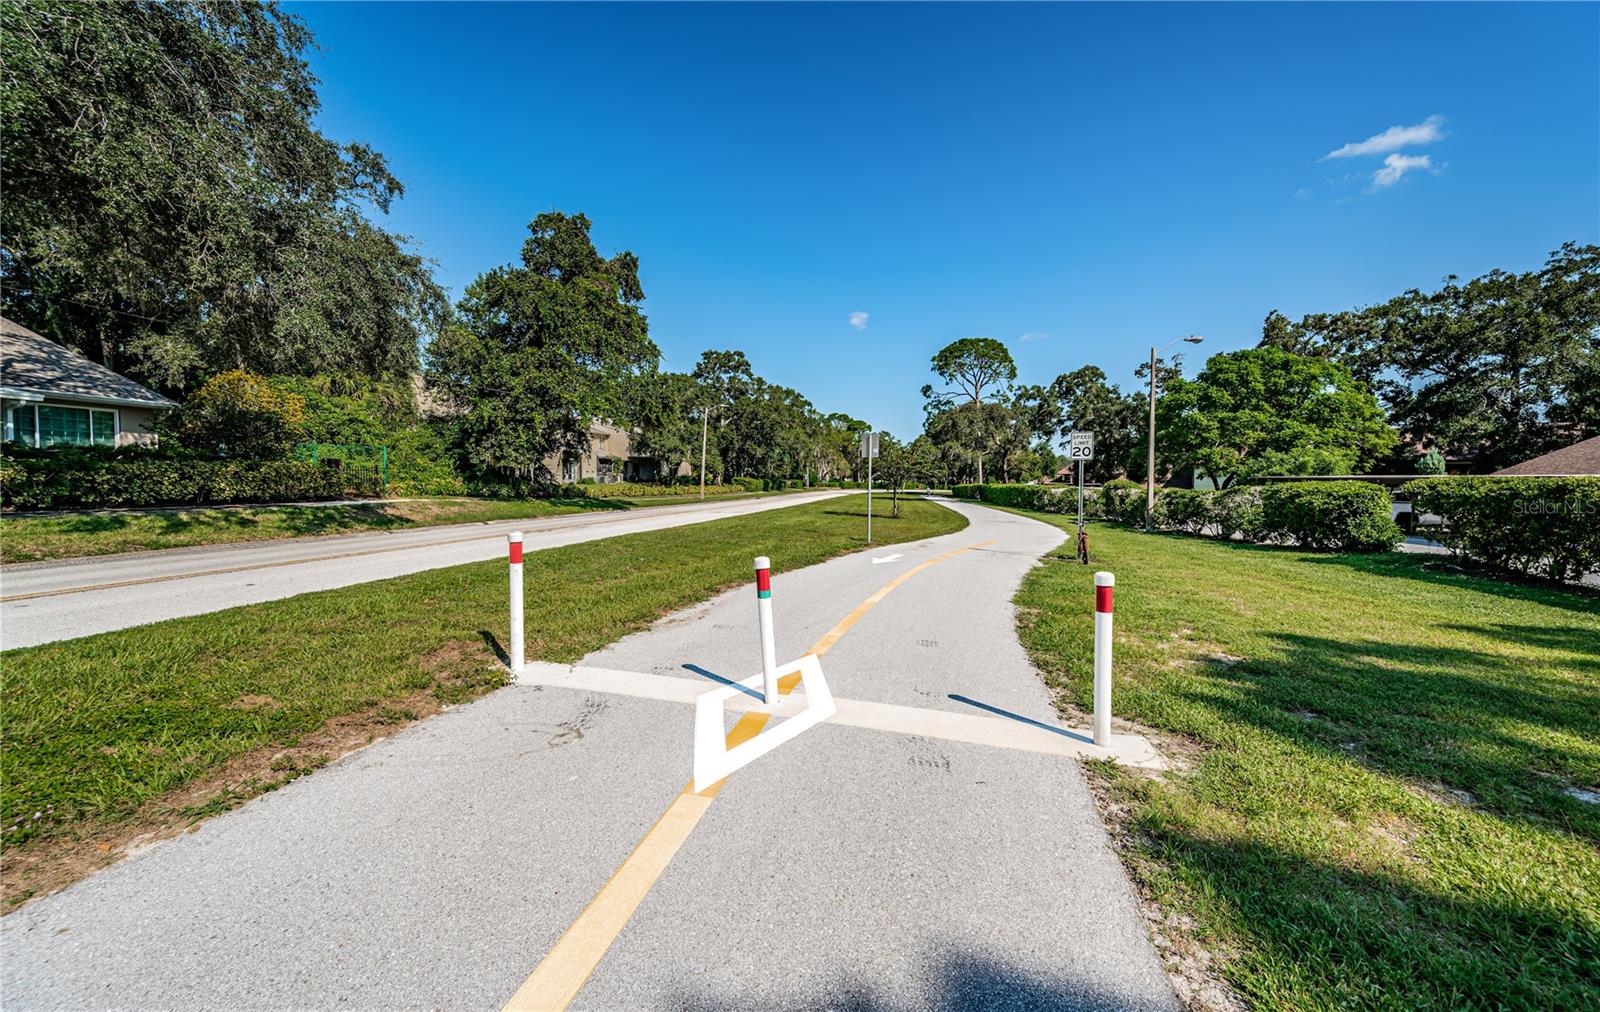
[1159,348,1396,487]
[926,337,1017,405]
[1260,242,1599,470]
[1050,366,1148,483]
[425,212,657,480]
[922,337,1018,482]
[0,0,445,391]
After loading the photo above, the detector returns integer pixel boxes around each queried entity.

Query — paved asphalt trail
[0,490,845,650]
[2,499,1176,1010]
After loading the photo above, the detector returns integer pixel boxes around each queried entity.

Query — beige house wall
[543,421,676,484]
[117,405,160,446]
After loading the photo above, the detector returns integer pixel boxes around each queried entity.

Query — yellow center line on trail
[502,539,994,1012]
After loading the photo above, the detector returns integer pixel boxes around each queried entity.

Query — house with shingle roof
[1,316,175,447]
[1493,436,1600,476]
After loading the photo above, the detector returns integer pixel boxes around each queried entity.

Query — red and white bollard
[508,532,525,676]
[1093,571,1114,746]
[754,556,778,705]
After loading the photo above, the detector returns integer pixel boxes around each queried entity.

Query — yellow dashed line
[503,540,993,1011]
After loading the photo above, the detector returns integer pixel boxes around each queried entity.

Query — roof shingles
[1493,436,1600,476]
[0,317,174,407]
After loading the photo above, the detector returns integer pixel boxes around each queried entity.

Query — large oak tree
[1,1,444,391]
[1159,347,1396,487]
[1260,243,1600,470]
[425,212,657,481]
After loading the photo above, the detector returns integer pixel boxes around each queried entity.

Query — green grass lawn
[0,495,962,904]
[0,497,620,564]
[1003,512,1600,1009]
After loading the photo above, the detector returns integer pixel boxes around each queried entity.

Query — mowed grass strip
[0,496,619,564]
[0,496,964,899]
[1002,512,1600,1009]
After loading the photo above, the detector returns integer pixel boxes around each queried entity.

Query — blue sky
[290,2,1599,442]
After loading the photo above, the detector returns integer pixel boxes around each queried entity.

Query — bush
[1214,485,1265,541]
[1152,488,1216,533]
[1402,476,1600,582]
[951,483,983,499]
[1259,481,1401,553]
[558,482,746,500]
[1,450,380,510]
[731,476,764,492]
[165,370,306,459]
[968,484,1070,513]
[1100,478,1147,525]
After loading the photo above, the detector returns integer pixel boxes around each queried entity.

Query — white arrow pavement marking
[871,553,904,565]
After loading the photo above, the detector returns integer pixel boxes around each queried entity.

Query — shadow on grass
[1121,824,1599,1008]
[477,630,509,668]
[1177,630,1600,844]
[1082,521,1600,613]
[45,504,417,539]
[1301,550,1600,613]
[1441,622,1600,665]
[547,496,631,512]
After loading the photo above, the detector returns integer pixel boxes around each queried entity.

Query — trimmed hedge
[1258,481,1402,552]
[1100,478,1147,526]
[971,484,1072,513]
[1150,488,1214,533]
[1005,475,1401,554]
[945,483,1102,516]
[1,452,381,511]
[1214,485,1265,542]
[1402,476,1600,582]
[560,481,746,499]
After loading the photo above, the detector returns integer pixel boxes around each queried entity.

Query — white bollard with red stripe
[508,532,525,676]
[754,556,778,705]
[1093,571,1114,746]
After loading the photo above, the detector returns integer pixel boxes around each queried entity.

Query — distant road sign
[1068,431,1095,460]
[860,432,880,459]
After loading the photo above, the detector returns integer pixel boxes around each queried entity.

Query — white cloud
[1019,332,1048,342]
[848,311,869,330]
[1323,115,1444,160]
[1368,153,1433,190]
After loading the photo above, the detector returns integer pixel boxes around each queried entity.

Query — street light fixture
[1146,335,1204,531]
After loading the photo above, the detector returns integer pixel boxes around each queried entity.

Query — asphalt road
[0,490,846,650]
[2,499,1176,1010]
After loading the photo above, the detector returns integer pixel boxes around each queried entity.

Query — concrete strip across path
[0,490,846,650]
[1,499,1177,1010]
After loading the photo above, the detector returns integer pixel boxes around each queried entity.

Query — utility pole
[1146,345,1157,531]
[699,407,709,500]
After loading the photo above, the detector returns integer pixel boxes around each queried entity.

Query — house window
[30,405,117,448]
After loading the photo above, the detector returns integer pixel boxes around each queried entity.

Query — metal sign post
[1068,430,1094,534]
[860,431,880,544]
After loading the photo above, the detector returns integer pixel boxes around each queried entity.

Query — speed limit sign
[1068,431,1094,460]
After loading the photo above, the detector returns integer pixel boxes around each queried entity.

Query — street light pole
[1146,345,1158,531]
[1146,335,1204,532]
